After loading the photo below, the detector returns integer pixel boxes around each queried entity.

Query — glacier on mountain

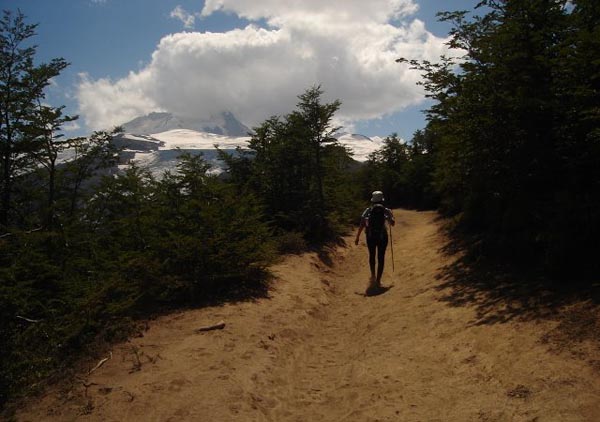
[115,113,389,176]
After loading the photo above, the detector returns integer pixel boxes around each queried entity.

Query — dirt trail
[17,210,600,421]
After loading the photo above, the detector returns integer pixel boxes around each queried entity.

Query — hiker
[355,191,395,292]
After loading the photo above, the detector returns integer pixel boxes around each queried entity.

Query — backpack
[368,204,386,235]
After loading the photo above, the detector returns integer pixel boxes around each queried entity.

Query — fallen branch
[89,351,112,374]
[0,227,43,239]
[195,320,226,333]
[16,315,42,323]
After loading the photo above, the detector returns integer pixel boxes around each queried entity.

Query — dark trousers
[367,230,388,284]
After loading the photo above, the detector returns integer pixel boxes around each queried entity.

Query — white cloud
[77,71,158,130]
[200,0,419,24]
[77,0,455,132]
[170,5,196,29]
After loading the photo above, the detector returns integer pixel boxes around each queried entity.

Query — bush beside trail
[0,154,275,408]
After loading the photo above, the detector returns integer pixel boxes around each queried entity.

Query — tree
[360,132,437,209]
[363,134,408,207]
[0,10,70,231]
[402,0,600,275]
[289,85,342,209]
[220,87,349,242]
[27,104,77,229]
[61,130,119,220]
[404,129,437,209]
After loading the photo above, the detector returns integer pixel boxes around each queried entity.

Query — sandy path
[17,210,600,421]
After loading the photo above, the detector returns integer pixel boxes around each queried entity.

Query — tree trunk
[0,134,12,232]
[47,160,56,230]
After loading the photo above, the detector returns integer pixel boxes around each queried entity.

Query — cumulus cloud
[77,0,455,131]
[77,71,158,130]
[170,5,196,29]
[200,0,419,25]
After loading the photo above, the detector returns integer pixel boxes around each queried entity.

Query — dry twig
[88,351,112,374]
[16,315,42,323]
[195,320,226,333]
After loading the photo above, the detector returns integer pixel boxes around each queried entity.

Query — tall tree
[402,0,600,274]
[290,85,341,208]
[27,103,77,229]
[363,134,408,207]
[62,130,119,220]
[220,86,349,241]
[0,10,69,231]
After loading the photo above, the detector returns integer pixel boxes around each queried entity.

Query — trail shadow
[317,249,335,267]
[315,236,348,268]
[436,233,600,350]
[166,268,276,314]
[355,284,394,297]
[366,284,394,297]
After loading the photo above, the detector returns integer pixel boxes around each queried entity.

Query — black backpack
[368,204,386,235]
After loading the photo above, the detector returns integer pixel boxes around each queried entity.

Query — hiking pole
[389,223,395,273]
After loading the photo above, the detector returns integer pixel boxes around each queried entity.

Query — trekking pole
[389,223,395,273]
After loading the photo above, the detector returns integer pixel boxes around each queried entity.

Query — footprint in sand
[168,378,191,392]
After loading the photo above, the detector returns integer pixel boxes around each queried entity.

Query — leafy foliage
[359,132,437,209]
[402,0,600,276]
[0,11,274,408]
[220,86,360,243]
[0,10,72,230]
[1,153,274,407]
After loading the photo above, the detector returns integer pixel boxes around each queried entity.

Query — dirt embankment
[16,210,600,421]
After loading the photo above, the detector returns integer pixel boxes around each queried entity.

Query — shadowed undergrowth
[436,231,600,365]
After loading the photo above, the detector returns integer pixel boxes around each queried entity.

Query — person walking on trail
[355,191,395,293]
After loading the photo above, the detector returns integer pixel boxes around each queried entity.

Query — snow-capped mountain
[115,115,389,176]
[114,129,250,175]
[334,132,384,160]
[121,111,251,137]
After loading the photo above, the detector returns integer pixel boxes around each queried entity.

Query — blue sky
[8,0,482,140]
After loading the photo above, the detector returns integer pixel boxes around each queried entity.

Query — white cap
[371,191,384,203]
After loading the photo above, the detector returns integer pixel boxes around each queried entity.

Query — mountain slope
[121,111,251,137]
[113,129,386,176]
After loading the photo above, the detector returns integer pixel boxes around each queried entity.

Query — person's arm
[386,208,396,226]
[355,220,366,245]
[355,208,369,245]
